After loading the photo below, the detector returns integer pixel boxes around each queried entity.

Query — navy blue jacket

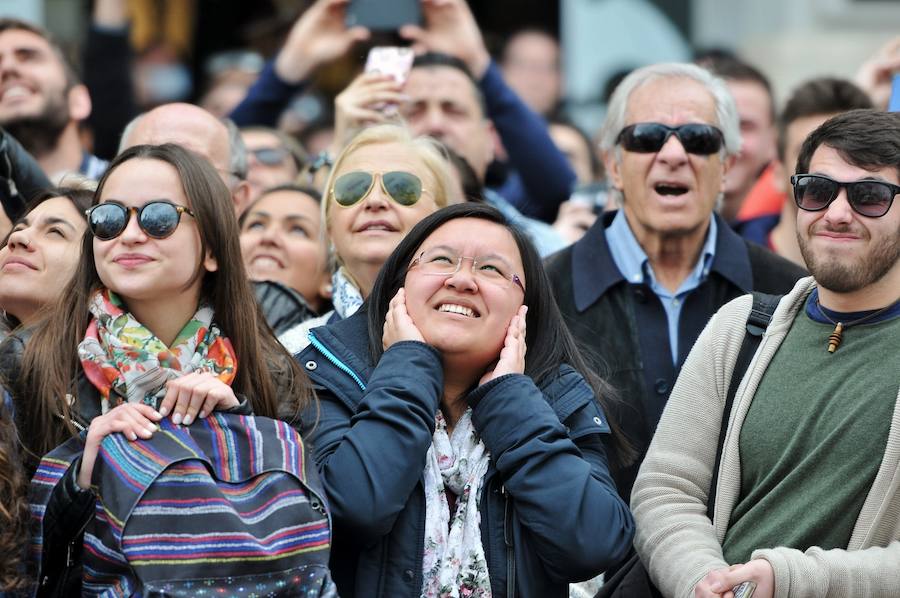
[298,311,634,598]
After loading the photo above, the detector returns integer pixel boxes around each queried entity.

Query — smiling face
[240,189,329,311]
[0,196,85,325]
[93,158,217,319]
[796,144,900,294]
[327,141,439,295]
[607,76,730,245]
[403,218,525,374]
[0,27,70,128]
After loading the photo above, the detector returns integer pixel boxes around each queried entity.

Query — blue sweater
[297,311,634,597]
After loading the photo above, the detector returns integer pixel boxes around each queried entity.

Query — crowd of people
[0,0,898,597]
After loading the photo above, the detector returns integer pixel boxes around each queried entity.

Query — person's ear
[721,153,737,186]
[603,149,623,191]
[232,180,252,216]
[67,84,92,121]
[203,250,218,273]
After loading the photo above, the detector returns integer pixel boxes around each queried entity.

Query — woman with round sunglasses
[297,203,635,597]
[7,144,317,592]
[279,123,454,354]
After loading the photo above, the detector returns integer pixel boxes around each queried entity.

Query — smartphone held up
[346,0,422,31]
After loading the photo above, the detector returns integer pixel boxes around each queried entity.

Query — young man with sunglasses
[545,63,806,501]
[631,108,900,598]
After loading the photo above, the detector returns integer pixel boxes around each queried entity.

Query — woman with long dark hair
[299,203,634,597]
[10,144,320,594]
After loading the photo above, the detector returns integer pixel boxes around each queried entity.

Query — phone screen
[365,47,415,85]
[346,0,422,31]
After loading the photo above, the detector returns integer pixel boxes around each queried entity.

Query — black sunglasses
[331,171,425,207]
[617,122,724,155]
[251,147,290,166]
[791,174,898,218]
[86,200,195,241]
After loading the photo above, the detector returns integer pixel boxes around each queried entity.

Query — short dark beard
[0,92,70,158]
[799,225,900,293]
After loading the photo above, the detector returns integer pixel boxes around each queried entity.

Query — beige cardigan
[631,277,900,598]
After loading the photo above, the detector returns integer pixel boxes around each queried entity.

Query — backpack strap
[706,292,781,520]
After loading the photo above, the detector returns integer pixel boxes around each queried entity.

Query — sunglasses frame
[86,200,195,241]
[616,122,725,155]
[790,174,899,218]
[331,170,426,208]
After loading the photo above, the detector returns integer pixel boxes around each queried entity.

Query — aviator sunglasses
[791,174,898,218]
[331,171,425,207]
[86,200,195,241]
[616,122,724,155]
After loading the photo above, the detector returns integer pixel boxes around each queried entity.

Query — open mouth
[1,84,33,102]
[358,221,397,233]
[654,183,689,196]
[437,303,480,318]
[251,255,284,269]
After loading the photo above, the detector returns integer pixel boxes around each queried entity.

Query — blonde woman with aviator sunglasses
[279,123,454,354]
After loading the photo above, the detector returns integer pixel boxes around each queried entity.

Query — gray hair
[222,117,248,180]
[599,62,741,157]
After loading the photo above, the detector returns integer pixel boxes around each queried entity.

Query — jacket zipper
[502,485,515,598]
[308,331,367,391]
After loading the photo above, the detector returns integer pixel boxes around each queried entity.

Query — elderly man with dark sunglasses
[631,108,900,598]
[545,63,806,503]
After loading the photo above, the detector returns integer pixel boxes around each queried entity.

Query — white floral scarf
[421,409,493,598]
[331,267,364,320]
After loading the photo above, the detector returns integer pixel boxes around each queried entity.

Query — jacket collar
[571,210,753,313]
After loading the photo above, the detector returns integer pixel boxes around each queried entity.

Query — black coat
[544,212,808,500]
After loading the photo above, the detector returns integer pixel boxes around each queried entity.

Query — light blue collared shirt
[606,210,717,363]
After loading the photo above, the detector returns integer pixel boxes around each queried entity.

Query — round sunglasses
[791,174,898,218]
[86,200,195,241]
[616,122,724,155]
[331,171,425,207]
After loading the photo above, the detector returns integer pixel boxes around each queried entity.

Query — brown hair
[15,144,313,461]
[0,404,28,592]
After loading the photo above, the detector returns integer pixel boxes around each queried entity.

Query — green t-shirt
[721,311,900,564]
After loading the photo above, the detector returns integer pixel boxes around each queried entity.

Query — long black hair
[366,203,634,467]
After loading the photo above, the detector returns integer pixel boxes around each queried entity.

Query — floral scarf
[78,289,237,414]
[421,409,492,598]
[331,267,364,320]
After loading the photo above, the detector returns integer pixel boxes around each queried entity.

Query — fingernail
[199,410,207,419]
[158,406,168,416]
[172,413,182,425]
[128,432,137,441]
[145,425,157,435]
[183,415,193,426]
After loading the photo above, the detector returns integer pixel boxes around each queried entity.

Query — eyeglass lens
[333,171,423,207]
[89,202,185,240]
[792,174,896,218]
[618,123,723,155]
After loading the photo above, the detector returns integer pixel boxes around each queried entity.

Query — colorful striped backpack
[30,412,336,597]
